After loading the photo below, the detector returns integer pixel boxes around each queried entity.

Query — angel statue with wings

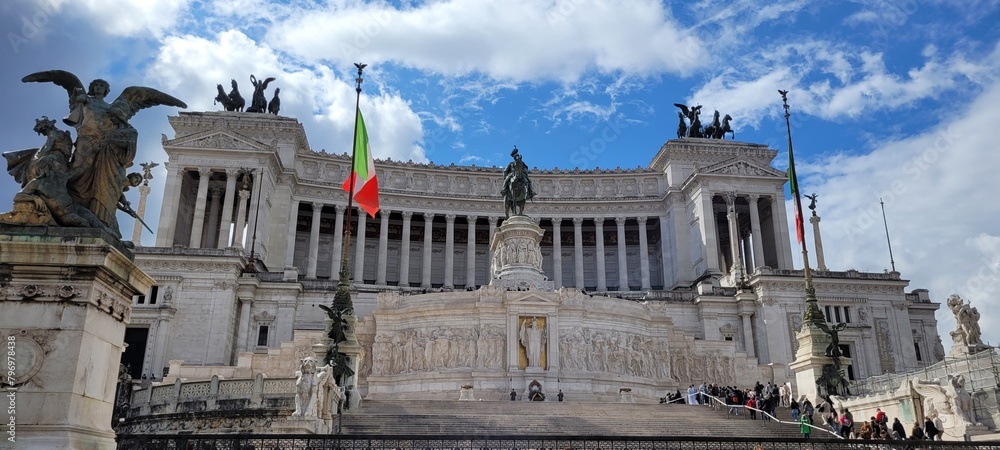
[2,70,186,239]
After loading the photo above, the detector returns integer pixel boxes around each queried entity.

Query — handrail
[703,392,843,439]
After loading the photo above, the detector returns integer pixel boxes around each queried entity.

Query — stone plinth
[789,322,851,403]
[490,215,554,291]
[0,227,153,450]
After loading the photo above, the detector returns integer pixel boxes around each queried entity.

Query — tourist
[924,417,940,441]
[892,418,906,439]
[789,398,800,421]
[909,422,924,440]
[859,419,873,439]
[746,396,757,420]
[875,407,887,426]
[838,411,853,438]
[802,399,815,424]
[686,384,697,406]
[800,414,812,439]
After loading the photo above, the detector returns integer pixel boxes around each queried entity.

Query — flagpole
[880,198,896,273]
[334,62,367,313]
[779,89,824,325]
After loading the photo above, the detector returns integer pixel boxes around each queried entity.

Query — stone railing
[129,373,297,418]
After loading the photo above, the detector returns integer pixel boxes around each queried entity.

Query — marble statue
[500,147,536,218]
[292,357,319,417]
[519,317,545,368]
[947,294,988,355]
[912,374,976,430]
[5,70,186,239]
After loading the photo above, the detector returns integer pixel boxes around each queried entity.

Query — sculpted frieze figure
[4,70,186,239]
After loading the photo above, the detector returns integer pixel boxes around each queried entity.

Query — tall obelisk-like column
[809,199,828,271]
[130,162,159,243]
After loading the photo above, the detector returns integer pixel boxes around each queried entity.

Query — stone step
[340,401,805,438]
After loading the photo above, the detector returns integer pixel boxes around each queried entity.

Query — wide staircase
[340,400,804,438]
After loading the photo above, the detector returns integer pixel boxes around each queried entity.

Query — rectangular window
[257,325,269,347]
[834,306,842,323]
[914,342,922,361]
[844,306,851,323]
[724,336,733,341]
[149,286,159,305]
[135,295,145,305]
[824,306,832,322]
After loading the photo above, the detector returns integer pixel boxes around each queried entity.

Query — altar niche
[518,315,547,370]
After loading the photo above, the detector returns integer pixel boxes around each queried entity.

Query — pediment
[701,158,785,178]
[166,130,272,152]
[504,292,559,305]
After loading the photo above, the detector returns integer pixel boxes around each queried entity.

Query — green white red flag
[788,149,805,244]
[341,108,380,217]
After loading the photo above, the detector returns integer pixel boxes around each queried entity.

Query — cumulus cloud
[48,0,192,38]
[146,30,427,162]
[265,0,704,82]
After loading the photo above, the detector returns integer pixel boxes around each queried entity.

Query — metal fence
[116,434,1000,450]
[850,349,1000,397]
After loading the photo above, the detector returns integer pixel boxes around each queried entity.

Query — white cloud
[51,0,192,37]
[146,30,427,163]
[787,78,1000,344]
[265,0,705,82]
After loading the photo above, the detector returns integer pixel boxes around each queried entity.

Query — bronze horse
[504,174,529,218]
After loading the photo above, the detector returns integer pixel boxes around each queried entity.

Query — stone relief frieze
[876,319,896,372]
[136,260,243,275]
[371,325,505,375]
[669,345,736,385]
[559,328,670,380]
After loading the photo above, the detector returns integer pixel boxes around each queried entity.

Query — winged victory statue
[1,70,187,240]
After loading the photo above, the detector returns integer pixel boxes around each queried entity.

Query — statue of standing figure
[519,317,546,369]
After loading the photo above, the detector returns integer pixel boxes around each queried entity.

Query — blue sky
[1,0,999,345]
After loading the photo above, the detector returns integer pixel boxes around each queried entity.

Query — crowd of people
[661,381,946,441]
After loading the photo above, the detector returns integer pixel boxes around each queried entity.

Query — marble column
[150,313,173,378]
[236,297,253,352]
[594,218,607,291]
[203,188,222,248]
[671,199,693,284]
[811,214,828,271]
[742,229,754,270]
[573,217,584,290]
[551,218,563,288]
[399,211,412,287]
[217,168,238,248]
[155,166,183,247]
[616,216,628,290]
[770,195,794,269]
[637,216,651,290]
[701,193,720,272]
[748,195,765,271]
[306,202,323,279]
[284,200,300,269]
[741,313,756,358]
[421,214,434,288]
[444,214,456,289]
[377,209,391,285]
[233,188,250,249]
[189,168,213,248]
[466,216,478,288]
[658,214,672,288]
[488,216,498,278]
[131,184,151,243]
[724,193,743,277]
[354,211,367,283]
[330,205,344,278]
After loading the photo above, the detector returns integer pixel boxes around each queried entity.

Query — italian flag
[788,149,804,244]
[341,108,380,217]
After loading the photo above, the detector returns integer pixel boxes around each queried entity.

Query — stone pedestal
[459,386,475,401]
[789,323,851,403]
[0,227,154,450]
[490,215,554,291]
